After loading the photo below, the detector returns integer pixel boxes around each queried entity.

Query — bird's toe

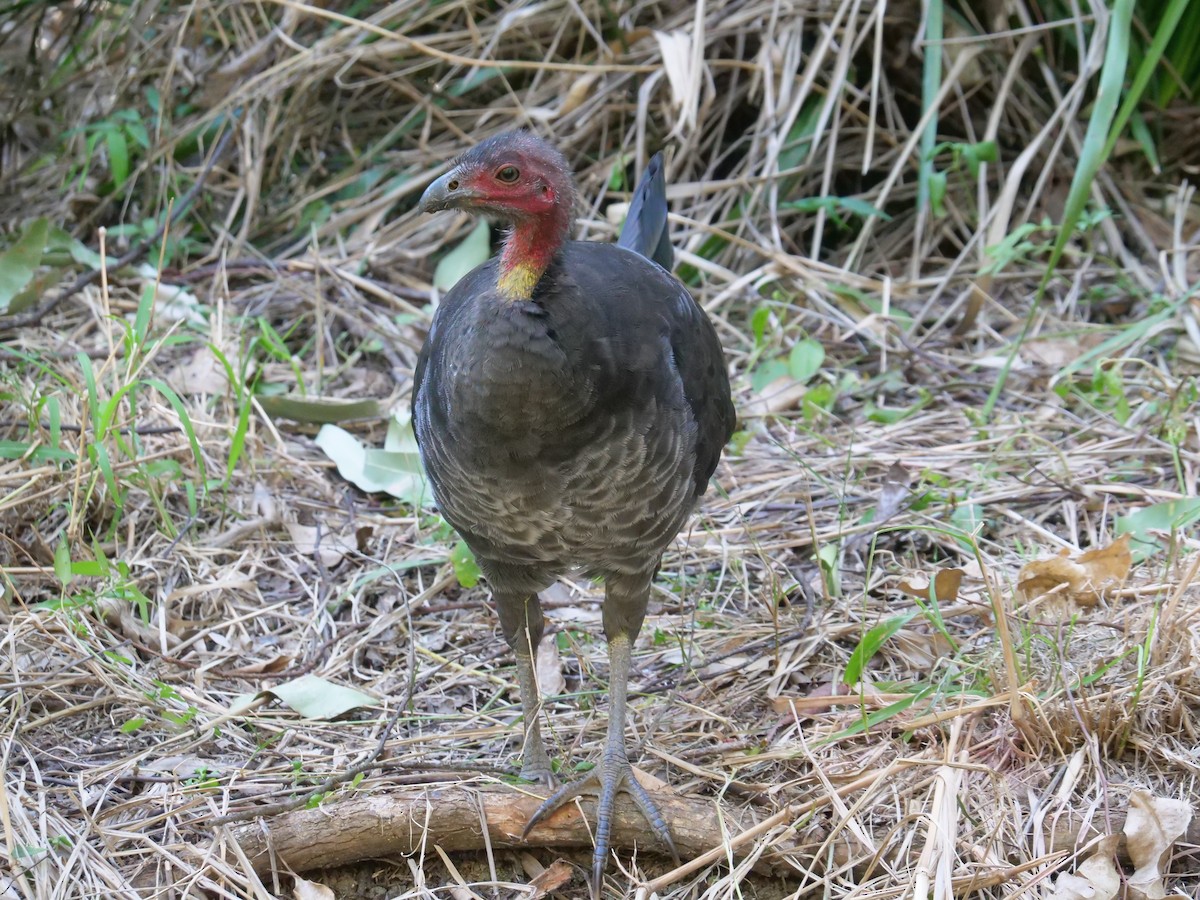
[522,757,675,897]
[518,762,557,788]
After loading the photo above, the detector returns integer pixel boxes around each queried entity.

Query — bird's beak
[419,169,472,213]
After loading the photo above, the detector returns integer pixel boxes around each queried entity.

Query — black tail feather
[616,152,673,271]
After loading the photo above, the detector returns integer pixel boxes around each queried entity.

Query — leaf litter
[0,1,1198,898]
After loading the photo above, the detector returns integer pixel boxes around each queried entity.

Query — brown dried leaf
[528,858,575,897]
[1016,535,1131,606]
[225,654,292,676]
[897,568,963,603]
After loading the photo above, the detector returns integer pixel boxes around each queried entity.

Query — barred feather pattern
[412,243,732,597]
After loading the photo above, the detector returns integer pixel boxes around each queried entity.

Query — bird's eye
[496,165,520,183]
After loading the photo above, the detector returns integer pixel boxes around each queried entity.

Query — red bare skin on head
[448,133,576,297]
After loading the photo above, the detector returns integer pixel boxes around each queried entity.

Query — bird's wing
[667,284,737,496]
[616,153,673,271]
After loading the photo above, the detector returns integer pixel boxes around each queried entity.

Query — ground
[1,2,1198,899]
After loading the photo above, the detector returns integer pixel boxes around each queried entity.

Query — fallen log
[223,781,810,877]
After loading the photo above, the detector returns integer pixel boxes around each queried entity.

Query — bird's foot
[517,760,556,788]
[521,755,679,898]
[516,735,556,788]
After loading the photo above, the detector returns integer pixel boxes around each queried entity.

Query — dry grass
[2,1,1199,897]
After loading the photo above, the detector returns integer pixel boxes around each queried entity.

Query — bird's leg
[522,571,678,898]
[495,590,554,786]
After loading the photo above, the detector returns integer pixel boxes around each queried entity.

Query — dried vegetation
[1,1,1199,898]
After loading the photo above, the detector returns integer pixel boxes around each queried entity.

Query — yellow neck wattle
[497,261,541,300]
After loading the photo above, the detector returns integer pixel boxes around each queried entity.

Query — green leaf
[928,170,947,217]
[314,415,432,507]
[750,357,789,393]
[0,441,32,460]
[1115,498,1200,564]
[950,503,985,553]
[802,382,836,420]
[70,558,108,577]
[256,394,382,424]
[261,674,378,719]
[0,218,50,313]
[450,540,481,588]
[837,196,892,221]
[54,537,72,587]
[843,612,916,686]
[750,305,772,348]
[433,220,491,291]
[787,338,824,383]
[778,196,890,222]
[140,379,208,491]
[105,127,130,190]
[961,140,997,178]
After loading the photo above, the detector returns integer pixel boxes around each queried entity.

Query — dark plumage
[412,132,735,896]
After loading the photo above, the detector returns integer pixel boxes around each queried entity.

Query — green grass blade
[77,352,102,437]
[917,0,943,216]
[844,612,917,686]
[1043,0,1133,294]
[143,378,208,491]
[1103,0,1189,164]
[983,0,1134,421]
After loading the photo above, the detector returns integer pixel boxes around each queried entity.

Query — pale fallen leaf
[293,875,335,900]
[224,654,291,676]
[1016,534,1131,607]
[1047,835,1120,900]
[262,673,378,719]
[285,522,358,568]
[137,266,206,326]
[700,654,755,677]
[536,635,566,697]
[314,413,431,508]
[631,764,669,792]
[1023,333,1102,368]
[252,481,277,519]
[958,558,986,579]
[877,462,911,522]
[556,74,597,118]
[1125,789,1194,900]
[168,344,227,396]
[607,200,631,227]
[742,376,809,416]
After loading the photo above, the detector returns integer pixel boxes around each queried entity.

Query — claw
[522,757,677,898]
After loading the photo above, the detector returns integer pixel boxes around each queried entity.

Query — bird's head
[419,131,576,300]
[419,131,575,226]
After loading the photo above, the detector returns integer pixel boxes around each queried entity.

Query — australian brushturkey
[412,131,735,895]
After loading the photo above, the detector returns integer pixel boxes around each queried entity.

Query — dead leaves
[1125,790,1194,900]
[1050,835,1121,900]
[897,567,964,604]
[1017,534,1132,607]
[1050,790,1194,900]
